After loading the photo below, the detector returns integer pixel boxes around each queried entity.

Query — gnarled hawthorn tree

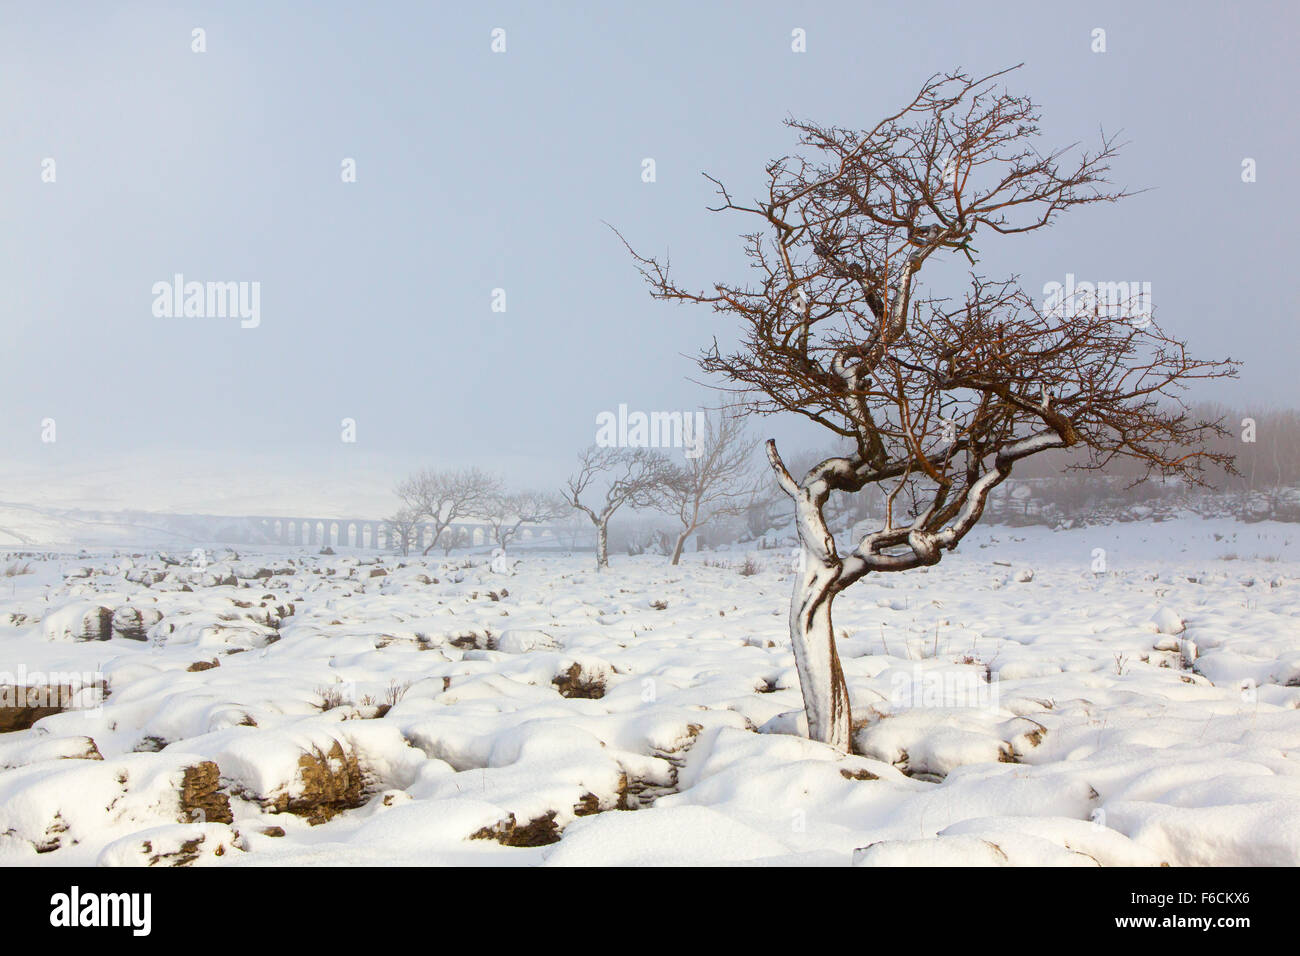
[621,68,1237,752]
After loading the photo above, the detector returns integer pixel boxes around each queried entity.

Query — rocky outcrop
[111,605,163,641]
[271,742,365,825]
[179,761,233,824]
[552,662,607,699]
[0,685,77,732]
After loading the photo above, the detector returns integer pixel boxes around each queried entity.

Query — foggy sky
[3,0,1297,512]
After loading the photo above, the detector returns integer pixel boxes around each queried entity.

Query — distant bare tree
[563,447,679,570]
[621,67,1238,750]
[483,491,567,549]
[395,467,502,556]
[655,411,762,564]
[385,507,422,556]
[439,525,471,556]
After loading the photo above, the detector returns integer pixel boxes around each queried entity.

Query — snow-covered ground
[1,517,1297,867]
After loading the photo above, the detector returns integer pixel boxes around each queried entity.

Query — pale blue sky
[2,0,1296,508]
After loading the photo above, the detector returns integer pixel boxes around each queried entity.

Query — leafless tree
[439,524,471,556]
[562,446,679,570]
[483,491,567,549]
[384,507,422,556]
[395,467,502,556]
[620,67,1238,751]
[654,410,762,564]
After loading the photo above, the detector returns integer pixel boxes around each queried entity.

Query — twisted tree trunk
[789,491,852,751]
[595,521,610,571]
[669,529,690,565]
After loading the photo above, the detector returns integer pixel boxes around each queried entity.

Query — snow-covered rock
[1147,606,1186,635]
